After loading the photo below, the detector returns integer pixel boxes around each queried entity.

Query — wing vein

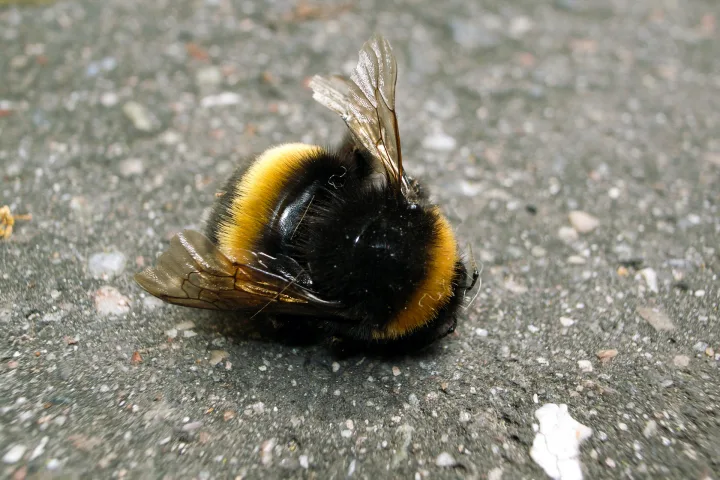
[310,34,407,196]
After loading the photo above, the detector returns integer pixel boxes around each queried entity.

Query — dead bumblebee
[135,34,478,350]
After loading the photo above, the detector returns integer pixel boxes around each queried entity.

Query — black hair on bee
[135,34,479,352]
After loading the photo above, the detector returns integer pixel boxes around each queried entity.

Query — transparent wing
[135,230,344,317]
[310,34,410,195]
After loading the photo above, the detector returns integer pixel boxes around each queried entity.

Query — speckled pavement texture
[1,0,719,479]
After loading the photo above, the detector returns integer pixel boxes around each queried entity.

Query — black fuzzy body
[207,137,469,350]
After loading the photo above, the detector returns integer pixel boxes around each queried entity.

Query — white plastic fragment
[530,403,593,480]
[638,268,659,293]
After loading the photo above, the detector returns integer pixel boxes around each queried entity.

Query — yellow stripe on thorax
[373,209,458,340]
[217,143,324,262]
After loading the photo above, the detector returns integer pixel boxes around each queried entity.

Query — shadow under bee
[196,310,450,361]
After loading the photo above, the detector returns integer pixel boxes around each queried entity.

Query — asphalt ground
[1,0,719,479]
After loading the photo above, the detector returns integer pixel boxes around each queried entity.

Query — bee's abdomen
[301,186,444,331]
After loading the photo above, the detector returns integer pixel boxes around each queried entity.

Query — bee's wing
[135,230,344,317]
[310,34,410,195]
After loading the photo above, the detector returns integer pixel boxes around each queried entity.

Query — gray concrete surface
[1,0,719,478]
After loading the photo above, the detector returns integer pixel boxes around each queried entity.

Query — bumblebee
[135,35,478,350]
